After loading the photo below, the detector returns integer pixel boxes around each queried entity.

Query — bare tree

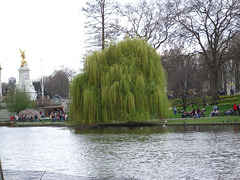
[2,82,15,97]
[119,0,175,49]
[162,48,202,110]
[229,34,240,91]
[43,67,76,99]
[172,0,240,100]
[32,81,41,98]
[82,0,120,50]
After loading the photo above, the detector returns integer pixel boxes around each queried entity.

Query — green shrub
[6,88,35,114]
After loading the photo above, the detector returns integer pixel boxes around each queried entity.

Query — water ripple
[0,125,240,179]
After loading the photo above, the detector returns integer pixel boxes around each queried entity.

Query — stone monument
[17,49,36,100]
[0,64,2,98]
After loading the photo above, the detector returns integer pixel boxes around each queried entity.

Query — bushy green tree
[70,38,169,124]
[6,88,34,114]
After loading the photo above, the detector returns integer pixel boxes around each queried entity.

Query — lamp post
[41,59,44,100]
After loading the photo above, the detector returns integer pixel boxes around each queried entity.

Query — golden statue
[20,49,27,67]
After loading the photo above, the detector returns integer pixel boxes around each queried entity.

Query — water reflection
[72,126,169,135]
[72,125,240,134]
[0,125,240,179]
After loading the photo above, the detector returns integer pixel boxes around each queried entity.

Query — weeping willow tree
[70,38,169,124]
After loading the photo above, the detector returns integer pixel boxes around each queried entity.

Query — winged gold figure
[19,49,27,67]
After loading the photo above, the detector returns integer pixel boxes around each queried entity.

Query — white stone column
[18,65,30,85]
[0,64,2,97]
[18,64,36,100]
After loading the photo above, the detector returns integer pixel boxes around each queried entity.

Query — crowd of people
[209,105,219,117]
[224,103,240,116]
[49,111,68,122]
[10,114,40,122]
[173,103,240,119]
[10,110,68,122]
[174,106,206,118]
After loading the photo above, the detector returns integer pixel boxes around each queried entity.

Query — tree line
[2,66,76,100]
[33,66,76,99]
[3,0,239,103]
[82,0,240,101]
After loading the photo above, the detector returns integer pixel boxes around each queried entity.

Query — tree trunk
[224,74,227,94]
[235,59,240,91]
[102,6,105,50]
[222,68,227,94]
[182,99,187,111]
[181,91,187,111]
[210,71,219,101]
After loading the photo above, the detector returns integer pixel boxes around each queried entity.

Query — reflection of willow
[70,38,169,124]
[73,126,169,135]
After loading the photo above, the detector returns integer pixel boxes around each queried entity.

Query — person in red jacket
[233,104,238,116]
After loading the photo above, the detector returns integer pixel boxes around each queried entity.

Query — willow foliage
[70,38,169,124]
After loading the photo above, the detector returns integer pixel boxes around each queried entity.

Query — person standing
[193,108,196,117]
[233,104,238,116]
[238,104,240,115]
[173,107,177,115]
[35,114,38,122]
[30,115,33,123]
[197,107,201,118]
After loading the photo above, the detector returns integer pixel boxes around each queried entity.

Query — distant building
[8,77,16,84]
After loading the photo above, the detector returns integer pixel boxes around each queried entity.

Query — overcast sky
[0,0,87,83]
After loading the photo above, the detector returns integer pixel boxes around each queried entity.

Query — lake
[0,125,240,179]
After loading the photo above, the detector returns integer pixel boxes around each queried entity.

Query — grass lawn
[155,116,240,125]
[168,94,240,119]
[1,116,240,126]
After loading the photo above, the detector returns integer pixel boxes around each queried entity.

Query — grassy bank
[0,121,68,127]
[2,94,240,126]
[1,116,240,127]
[157,116,240,125]
[169,94,240,118]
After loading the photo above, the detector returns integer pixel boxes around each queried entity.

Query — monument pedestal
[18,64,36,100]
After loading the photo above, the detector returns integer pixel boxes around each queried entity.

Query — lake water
[0,125,240,180]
